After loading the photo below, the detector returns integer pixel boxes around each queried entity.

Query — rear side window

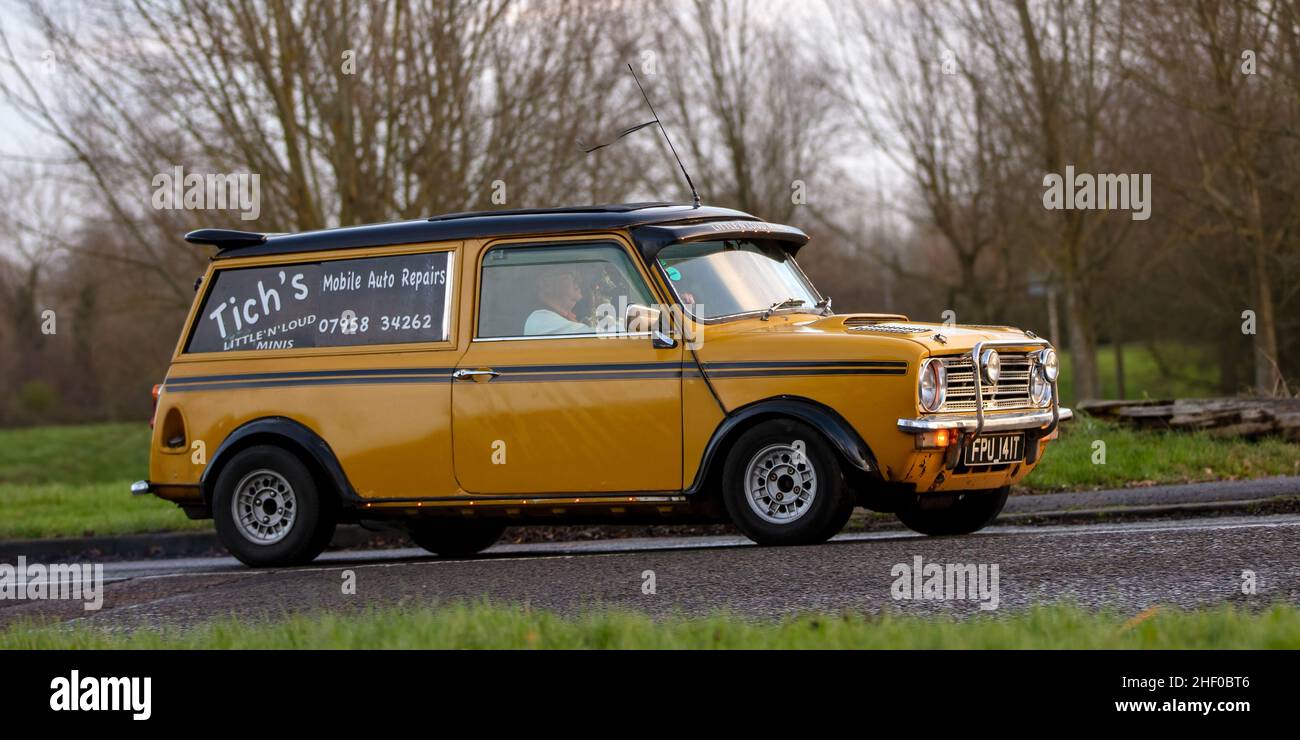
[186,251,453,353]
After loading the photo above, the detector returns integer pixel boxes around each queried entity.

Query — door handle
[452,368,500,381]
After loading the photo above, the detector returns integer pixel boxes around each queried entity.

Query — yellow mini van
[135,203,1071,567]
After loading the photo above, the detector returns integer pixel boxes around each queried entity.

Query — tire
[408,520,505,557]
[895,487,1009,536]
[721,419,855,546]
[212,445,337,567]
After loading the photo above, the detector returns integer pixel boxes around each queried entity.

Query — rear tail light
[150,384,162,428]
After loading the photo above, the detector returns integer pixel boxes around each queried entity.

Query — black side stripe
[163,359,908,392]
[703,360,906,370]
[702,368,907,378]
[491,370,683,383]
[166,375,453,392]
[492,362,682,374]
[165,367,454,386]
[166,370,684,392]
[164,362,685,387]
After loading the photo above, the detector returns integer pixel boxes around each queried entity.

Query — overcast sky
[0,5,54,161]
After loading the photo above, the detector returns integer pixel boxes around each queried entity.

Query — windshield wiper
[761,297,805,320]
[815,296,833,316]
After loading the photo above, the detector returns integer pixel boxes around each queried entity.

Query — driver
[524,264,595,335]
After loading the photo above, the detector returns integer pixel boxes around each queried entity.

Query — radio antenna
[578,66,701,208]
[628,64,700,208]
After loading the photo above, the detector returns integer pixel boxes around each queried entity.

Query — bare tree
[1126,0,1294,394]
[644,0,841,224]
[0,0,650,304]
[829,0,1032,324]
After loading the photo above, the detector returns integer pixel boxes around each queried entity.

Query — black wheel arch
[200,416,359,508]
[685,395,881,498]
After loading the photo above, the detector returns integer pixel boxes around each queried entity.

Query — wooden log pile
[1075,398,1300,440]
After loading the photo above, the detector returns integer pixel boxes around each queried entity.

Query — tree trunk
[72,282,101,412]
[1114,340,1126,400]
[1064,278,1100,401]
[956,250,983,322]
[1219,334,1240,394]
[1046,285,1061,349]
[1249,238,1281,394]
[9,263,44,383]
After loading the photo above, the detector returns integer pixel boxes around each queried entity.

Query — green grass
[0,422,205,539]
[0,481,206,539]
[1057,342,1219,404]
[2,601,1297,649]
[0,422,149,485]
[1025,415,1300,491]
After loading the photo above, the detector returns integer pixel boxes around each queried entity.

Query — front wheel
[212,445,337,567]
[895,487,1009,536]
[408,520,506,557]
[721,419,855,546]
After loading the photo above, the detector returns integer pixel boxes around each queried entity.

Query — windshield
[657,239,821,320]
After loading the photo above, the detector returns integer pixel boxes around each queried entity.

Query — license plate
[963,433,1025,466]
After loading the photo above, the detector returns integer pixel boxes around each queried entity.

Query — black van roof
[186,202,809,261]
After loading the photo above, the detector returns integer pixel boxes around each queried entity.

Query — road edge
[3,486,1298,563]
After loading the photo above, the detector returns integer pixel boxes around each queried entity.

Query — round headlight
[1029,366,1052,407]
[979,348,1001,385]
[1038,348,1059,382]
[918,358,947,412]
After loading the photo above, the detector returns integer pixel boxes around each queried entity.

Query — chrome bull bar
[896,338,1072,436]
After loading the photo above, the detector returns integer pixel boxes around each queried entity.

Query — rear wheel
[895,487,1009,536]
[408,520,505,557]
[212,445,337,567]
[721,419,855,546]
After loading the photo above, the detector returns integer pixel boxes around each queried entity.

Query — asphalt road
[3,514,1298,628]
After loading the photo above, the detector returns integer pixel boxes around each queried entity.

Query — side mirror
[625,303,677,349]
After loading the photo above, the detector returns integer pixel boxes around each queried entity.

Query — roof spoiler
[631,219,810,262]
[185,229,267,249]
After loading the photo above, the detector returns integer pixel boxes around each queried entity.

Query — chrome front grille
[939,352,1035,412]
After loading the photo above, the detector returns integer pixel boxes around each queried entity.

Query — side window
[186,251,454,353]
[478,243,654,339]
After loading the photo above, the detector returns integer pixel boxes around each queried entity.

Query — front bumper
[897,407,1073,433]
